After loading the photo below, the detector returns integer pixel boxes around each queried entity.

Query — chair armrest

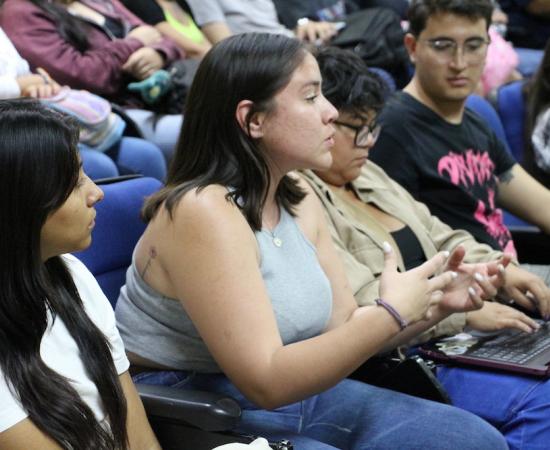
[137,383,241,432]
[510,226,550,265]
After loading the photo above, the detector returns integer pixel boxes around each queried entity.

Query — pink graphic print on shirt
[438,149,515,254]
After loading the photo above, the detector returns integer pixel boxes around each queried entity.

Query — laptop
[419,320,550,377]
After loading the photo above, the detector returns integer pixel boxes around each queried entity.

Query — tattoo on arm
[140,246,157,279]
[499,169,514,185]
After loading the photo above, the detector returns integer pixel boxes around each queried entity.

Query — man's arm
[154,21,211,58]
[199,22,232,44]
[185,0,232,44]
[496,163,550,234]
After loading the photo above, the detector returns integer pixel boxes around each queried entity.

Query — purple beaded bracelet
[375,298,408,331]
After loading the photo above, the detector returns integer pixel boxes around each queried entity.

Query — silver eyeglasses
[423,37,490,62]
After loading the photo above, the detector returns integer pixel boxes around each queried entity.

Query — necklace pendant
[273,237,283,247]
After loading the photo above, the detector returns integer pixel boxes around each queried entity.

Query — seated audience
[184,0,340,44]
[0,0,185,161]
[370,0,550,290]
[0,99,160,450]
[271,0,411,86]
[185,0,410,86]
[115,32,508,449]
[525,38,550,187]
[0,26,166,180]
[304,44,550,450]
[272,0,405,28]
[121,0,212,59]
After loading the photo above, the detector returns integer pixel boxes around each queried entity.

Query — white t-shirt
[0,27,31,99]
[0,254,130,432]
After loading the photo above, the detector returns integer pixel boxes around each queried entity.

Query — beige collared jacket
[301,161,510,344]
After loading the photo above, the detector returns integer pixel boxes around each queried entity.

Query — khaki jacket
[301,162,509,343]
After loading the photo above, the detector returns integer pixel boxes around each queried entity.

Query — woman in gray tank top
[115,33,507,449]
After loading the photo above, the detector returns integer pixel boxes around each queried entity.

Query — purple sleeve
[0,0,143,96]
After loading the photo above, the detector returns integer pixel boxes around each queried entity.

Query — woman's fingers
[417,250,449,278]
[525,284,550,319]
[427,270,456,293]
[514,312,541,332]
[473,272,499,299]
[25,85,38,98]
[507,287,537,312]
[444,245,465,272]
[499,253,513,268]
[381,241,397,273]
[498,306,540,332]
[468,286,484,310]
[502,318,538,333]
[429,290,443,307]
[36,67,52,83]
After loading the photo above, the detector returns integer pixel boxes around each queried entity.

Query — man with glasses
[371,0,550,302]
[304,43,550,450]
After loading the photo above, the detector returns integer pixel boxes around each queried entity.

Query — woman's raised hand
[439,246,509,314]
[378,242,456,325]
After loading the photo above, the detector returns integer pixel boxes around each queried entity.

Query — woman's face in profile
[258,52,338,174]
[40,169,104,261]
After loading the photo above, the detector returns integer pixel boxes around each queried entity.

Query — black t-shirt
[390,225,426,270]
[121,0,166,25]
[370,92,517,252]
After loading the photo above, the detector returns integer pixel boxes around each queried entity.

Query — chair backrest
[494,80,527,162]
[75,176,163,306]
[465,94,531,228]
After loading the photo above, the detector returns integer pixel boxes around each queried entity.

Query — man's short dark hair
[408,0,493,36]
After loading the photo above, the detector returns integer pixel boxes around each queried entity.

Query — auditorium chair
[75,176,258,449]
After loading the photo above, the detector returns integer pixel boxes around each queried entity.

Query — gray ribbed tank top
[115,207,333,372]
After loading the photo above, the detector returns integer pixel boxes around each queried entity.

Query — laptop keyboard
[468,323,550,364]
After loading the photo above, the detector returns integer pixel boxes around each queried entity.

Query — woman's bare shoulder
[157,184,241,225]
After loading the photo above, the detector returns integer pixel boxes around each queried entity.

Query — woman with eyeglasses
[302,45,550,450]
[114,33,508,449]
[0,99,160,450]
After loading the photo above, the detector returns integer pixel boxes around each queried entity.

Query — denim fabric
[106,137,167,181]
[134,370,507,450]
[438,365,550,450]
[125,109,183,162]
[79,147,119,180]
[80,137,167,181]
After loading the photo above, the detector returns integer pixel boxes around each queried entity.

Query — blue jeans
[80,147,119,180]
[125,109,183,162]
[134,370,507,449]
[80,137,167,181]
[438,366,550,450]
[106,137,166,181]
